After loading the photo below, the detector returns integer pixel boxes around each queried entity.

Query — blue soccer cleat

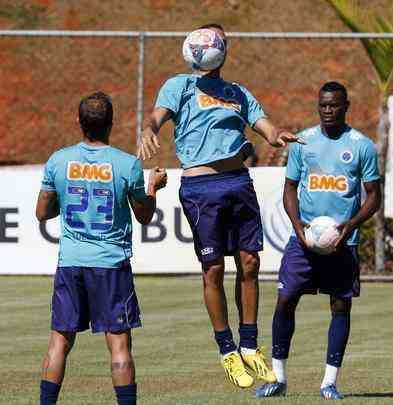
[255,382,287,398]
[320,384,344,400]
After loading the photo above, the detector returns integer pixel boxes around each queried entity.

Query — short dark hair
[79,92,113,140]
[198,23,225,31]
[320,81,348,101]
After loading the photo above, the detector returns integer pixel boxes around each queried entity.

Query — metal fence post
[136,32,145,144]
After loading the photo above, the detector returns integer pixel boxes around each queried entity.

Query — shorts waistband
[180,168,250,184]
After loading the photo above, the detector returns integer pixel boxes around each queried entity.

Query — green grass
[0,277,392,404]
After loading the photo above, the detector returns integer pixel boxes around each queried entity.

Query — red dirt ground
[0,0,391,167]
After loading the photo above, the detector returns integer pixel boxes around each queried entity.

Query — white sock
[272,358,287,383]
[321,364,340,388]
[240,347,256,355]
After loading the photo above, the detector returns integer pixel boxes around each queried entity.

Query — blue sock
[40,380,61,405]
[272,310,295,359]
[214,328,237,355]
[239,323,258,350]
[114,384,137,405]
[326,313,350,367]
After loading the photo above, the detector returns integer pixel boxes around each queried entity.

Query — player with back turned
[256,82,381,399]
[36,92,167,405]
[138,23,304,388]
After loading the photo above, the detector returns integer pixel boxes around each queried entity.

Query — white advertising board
[0,166,290,275]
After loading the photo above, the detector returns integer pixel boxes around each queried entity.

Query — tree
[327,0,393,272]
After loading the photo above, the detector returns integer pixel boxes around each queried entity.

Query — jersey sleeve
[360,140,380,182]
[41,154,56,192]
[238,85,267,127]
[154,76,184,115]
[286,143,303,181]
[129,159,147,202]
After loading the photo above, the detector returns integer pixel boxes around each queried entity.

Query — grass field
[1,276,392,404]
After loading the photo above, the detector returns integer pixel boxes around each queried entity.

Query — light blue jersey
[155,74,266,168]
[286,125,379,245]
[41,142,146,267]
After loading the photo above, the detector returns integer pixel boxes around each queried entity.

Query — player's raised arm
[137,108,172,160]
[130,167,167,224]
[35,190,60,221]
[252,118,305,147]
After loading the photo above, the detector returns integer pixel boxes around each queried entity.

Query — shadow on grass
[346,392,393,398]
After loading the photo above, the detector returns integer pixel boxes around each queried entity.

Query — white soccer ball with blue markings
[182,28,226,71]
[304,216,340,255]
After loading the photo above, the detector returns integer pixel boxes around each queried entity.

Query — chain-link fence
[1,30,393,167]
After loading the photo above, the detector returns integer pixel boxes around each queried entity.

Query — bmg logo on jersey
[197,90,241,112]
[308,174,348,192]
[67,162,113,182]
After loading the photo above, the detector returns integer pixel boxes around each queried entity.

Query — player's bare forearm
[252,118,304,148]
[138,108,172,160]
[334,180,381,249]
[345,180,381,229]
[148,108,172,134]
[283,178,301,227]
[130,167,167,224]
[36,190,60,221]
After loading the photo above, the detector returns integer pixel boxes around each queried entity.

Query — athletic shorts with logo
[179,168,264,263]
[51,262,141,333]
[278,237,360,298]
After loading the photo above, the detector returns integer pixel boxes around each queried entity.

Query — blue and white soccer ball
[182,28,226,71]
[305,216,340,255]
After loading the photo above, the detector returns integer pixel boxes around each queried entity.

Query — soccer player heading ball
[256,82,381,400]
[36,92,167,405]
[138,23,303,388]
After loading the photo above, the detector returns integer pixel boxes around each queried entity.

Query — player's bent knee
[276,294,300,314]
[202,261,225,286]
[106,330,132,355]
[330,296,352,316]
[49,331,75,355]
[239,251,260,271]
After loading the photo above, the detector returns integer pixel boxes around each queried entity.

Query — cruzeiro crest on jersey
[340,150,354,164]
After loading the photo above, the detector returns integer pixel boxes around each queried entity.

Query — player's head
[318,81,349,129]
[79,92,113,142]
[198,23,227,70]
[198,23,226,46]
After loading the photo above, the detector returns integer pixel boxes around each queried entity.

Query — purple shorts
[179,169,263,263]
[278,237,360,298]
[51,262,141,333]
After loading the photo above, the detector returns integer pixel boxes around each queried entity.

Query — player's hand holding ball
[304,216,341,255]
[149,166,167,191]
[334,220,356,250]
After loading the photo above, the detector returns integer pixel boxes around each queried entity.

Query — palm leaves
[327,0,393,101]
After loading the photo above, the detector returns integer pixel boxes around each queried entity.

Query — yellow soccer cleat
[221,352,254,388]
[241,347,277,383]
